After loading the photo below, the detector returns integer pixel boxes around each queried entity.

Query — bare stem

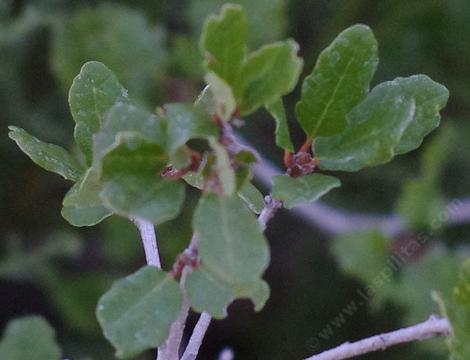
[180,312,212,360]
[258,195,283,231]
[157,268,191,360]
[133,217,161,269]
[305,315,452,360]
[158,235,199,360]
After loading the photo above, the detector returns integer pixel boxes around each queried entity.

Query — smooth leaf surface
[200,4,247,86]
[316,80,416,171]
[238,40,302,115]
[265,98,294,152]
[164,103,217,154]
[272,173,340,209]
[69,61,128,164]
[97,266,182,358]
[392,75,449,154]
[99,133,184,224]
[187,194,270,318]
[8,126,83,181]
[0,316,61,360]
[295,24,378,137]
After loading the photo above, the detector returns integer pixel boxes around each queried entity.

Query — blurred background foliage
[1,0,470,359]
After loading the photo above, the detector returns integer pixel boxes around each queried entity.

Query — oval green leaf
[186,194,270,318]
[97,266,182,359]
[295,24,378,137]
[0,316,62,360]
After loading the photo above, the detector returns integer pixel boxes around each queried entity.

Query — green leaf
[69,61,128,164]
[97,266,182,359]
[333,231,390,284]
[238,181,265,214]
[265,98,294,152]
[272,173,340,209]
[164,103,218,154]
[295,24,378,137]
[392,247,461,325]
[186,194,270,318]
[46,272,113,335]
[438,259,470,360]
[421,125,454,183]
[0,316,61,360]
[316,80,417,172]
[188,0,286,46]
[200,4,247,87]
[61,170,112,227]
[52,4,167,101]
[238,40,303,115]
[8,126,83,181]
[397,179,446,230]
[209,137,236,196]
[391,75,449,154]
[99,133,185,224]
[92,102,167,165]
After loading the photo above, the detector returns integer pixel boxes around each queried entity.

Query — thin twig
[132,218,161,269]
[258,195,283,231]
[158,234,199,360]
[305,315,452,360]
[157,268,191,360]
[180,312,212,360]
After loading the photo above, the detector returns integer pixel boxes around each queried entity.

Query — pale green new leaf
[316,81,417,171]
[392,75,449,154]
[69,61,128,164]
[0,316,61,360]
[209,137,236,196]
[99,133,184,225]
[295,24,378,137]
[186,194,270,318]
[272,173,340,209]
[164,103,218,154]
[200,4,247,86]
[8,126,83,181]
[265,98,294,152]
[238,40,302,115]
[97,266,182,359]
[204,72,236,121]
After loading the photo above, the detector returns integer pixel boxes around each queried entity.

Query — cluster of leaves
[6,2,455,359]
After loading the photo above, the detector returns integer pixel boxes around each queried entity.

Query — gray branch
[305,315,451,360]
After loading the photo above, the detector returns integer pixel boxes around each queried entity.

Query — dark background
[1,1,470,359]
